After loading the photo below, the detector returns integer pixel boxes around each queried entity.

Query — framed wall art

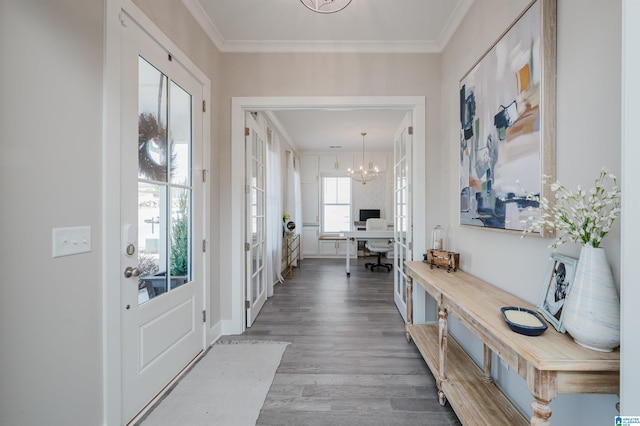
[459,0,556,236]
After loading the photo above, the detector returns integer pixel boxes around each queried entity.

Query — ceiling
[182,0,474,152]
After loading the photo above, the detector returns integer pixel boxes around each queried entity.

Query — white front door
[120,14,205,422]
[393,113,413,321]
[245,113,268,327]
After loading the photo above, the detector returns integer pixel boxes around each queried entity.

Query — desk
[340,230,394,275]
[404,261,619,425]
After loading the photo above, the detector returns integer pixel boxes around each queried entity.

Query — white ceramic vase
[563,246,620,352]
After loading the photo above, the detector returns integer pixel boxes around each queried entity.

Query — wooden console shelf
[404,261,619,426]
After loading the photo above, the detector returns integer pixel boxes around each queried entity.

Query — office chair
[364,218,393,272]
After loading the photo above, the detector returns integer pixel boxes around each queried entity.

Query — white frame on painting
[537,253,577,332]
[459,0,556,237]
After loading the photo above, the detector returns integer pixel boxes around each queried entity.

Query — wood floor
[228,257,461,426]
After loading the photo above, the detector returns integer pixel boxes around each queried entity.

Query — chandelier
[348,132,378,185]
[299,0,352,14]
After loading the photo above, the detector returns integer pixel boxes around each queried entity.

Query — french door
[393,113,413,321]
[245,112,268,327]
[120,13,205,422]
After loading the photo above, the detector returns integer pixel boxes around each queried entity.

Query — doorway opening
[225,96,427,335]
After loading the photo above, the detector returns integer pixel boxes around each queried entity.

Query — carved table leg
[483,344,493,384]
[405,275,413,343]
[438,299,448,406]
[528,367,557,426]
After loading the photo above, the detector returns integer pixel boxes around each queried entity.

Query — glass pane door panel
[136,55,193,305]
[138,182,168,303]
[170,188,191,290]
[138,57,168,182]
[169,81,192,186]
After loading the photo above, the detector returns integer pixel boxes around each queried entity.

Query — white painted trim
[221,40,441,54]
[102,1,123,424]
[180,2,474,53]
[181,0,225,52]
[264,111,296,151]
[207,320,223,347]
[103,1,212,423]
[621,0,640,415]
[122,0,209,85]
[229,96,426,334]
[437,0,475,50]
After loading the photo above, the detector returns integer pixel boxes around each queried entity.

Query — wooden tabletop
[405,261,619,372]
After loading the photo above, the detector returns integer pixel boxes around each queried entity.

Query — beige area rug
[140,340,289,426]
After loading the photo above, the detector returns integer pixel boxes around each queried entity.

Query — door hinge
[245,127,250,136]
[202,239,207,252]
[245,300,251,309]
[245,184,250,194]
[409,241,413,251]
[408,126,414,135]
[202,100,206,113]
[168,53,173,62]
[202,310,206,323]
[245,242,250,251]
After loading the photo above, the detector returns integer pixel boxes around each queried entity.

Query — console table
[404,261,619,426]
[282,233,300,279]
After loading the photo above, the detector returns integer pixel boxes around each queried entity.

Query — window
[322,176,351,234]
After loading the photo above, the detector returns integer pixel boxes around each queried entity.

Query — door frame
[103,1,211,423]
[228,96,426,334]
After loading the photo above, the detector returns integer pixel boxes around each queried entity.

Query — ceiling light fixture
[348,132,378,185]
[299,0,352,14]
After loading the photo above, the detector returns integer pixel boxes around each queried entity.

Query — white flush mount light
[299,0,353,14]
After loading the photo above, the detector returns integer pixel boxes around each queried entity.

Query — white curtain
[266,130,283,297]
[286,152,303,262]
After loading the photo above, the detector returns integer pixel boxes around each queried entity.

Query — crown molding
[182,0,474,54]
[181,0,224,51]
[436,0,475,50]
[221,40,441,54]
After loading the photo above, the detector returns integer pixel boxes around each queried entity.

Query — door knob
[124,266,141,278]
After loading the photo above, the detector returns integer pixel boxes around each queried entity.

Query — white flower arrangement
[522,168,621,248]
[282,211,291,224]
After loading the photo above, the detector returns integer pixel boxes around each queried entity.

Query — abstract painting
[459,0,556,235]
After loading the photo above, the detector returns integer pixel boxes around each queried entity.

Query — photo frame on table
[537,253,577,332]
[459,0,556,237]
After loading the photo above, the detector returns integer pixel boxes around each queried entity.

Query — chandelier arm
[299,0,353,14]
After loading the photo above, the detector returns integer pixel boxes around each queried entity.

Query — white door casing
[119,9,206,423]
[228,97,426,334]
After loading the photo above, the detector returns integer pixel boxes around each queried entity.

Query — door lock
[123,266,141,278]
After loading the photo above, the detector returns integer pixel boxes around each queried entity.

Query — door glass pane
[137,56,193,305]
[138,183,168,303]
[169,81,191,186]
[170,188,191,290]
[138,57,168,182]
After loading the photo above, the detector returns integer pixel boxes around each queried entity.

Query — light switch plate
[52,226,92,258]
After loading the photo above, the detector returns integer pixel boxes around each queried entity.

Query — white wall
[0,0,104,424]
[0,1,628,424]
[621,0,640,415]
[440,0,621,423]
[219,54,442,319]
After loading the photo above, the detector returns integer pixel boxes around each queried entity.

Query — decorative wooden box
[423,249,460,272]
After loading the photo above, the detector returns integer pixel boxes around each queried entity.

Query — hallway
[232,258,461,425]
